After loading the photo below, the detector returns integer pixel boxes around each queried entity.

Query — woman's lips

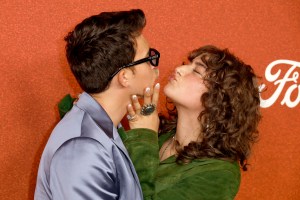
[168,72,177,81]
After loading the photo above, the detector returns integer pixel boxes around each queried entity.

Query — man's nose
[153,68,159,79]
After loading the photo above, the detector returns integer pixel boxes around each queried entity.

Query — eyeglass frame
[109,48,160,80]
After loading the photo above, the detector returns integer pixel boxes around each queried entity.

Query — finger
[152,83,160,105]
[132,95,141,113]
[127,104,138,122]
[127,104,136,116]
[143,87,152,105]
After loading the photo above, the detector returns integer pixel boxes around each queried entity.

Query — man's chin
[136,94,143,98]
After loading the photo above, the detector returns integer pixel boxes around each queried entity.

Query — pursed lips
[169,72,178,82]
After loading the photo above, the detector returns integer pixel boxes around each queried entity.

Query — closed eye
[193,69,204,78]
[193,69,201,74]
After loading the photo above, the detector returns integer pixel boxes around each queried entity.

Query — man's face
[130,34,158,96]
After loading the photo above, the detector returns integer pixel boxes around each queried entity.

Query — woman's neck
[175,107,202,146]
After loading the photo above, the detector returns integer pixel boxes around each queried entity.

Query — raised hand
[127,83,160,132]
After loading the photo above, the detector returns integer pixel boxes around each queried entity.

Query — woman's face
[164,56,208,110]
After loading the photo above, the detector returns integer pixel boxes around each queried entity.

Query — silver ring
[140,103,156,116]
[127,114,137,121]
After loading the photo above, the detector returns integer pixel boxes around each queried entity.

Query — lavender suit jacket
[34,92,143,200]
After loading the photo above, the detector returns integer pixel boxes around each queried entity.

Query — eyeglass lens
[149,49,159,66]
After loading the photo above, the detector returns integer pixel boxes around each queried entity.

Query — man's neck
[91,90,130,127]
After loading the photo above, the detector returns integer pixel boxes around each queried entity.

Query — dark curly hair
[160,45,261,171]
[64,9,146,93]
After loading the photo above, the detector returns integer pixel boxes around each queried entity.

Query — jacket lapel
[111,129,142,188]
[76,92,141,187]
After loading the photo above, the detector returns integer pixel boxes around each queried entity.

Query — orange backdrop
[1,1,299,199]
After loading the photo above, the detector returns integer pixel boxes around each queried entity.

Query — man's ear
[117,69,132,87]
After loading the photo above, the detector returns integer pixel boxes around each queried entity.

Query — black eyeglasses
[109,48,160,80]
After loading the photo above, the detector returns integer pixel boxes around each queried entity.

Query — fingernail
[155,83,160,88]
[128,104,132,108]
[145,87,150,93]
[132,95,137,100]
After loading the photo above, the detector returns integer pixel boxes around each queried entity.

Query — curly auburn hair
[159,45,261,171]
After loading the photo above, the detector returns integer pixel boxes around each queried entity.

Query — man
[35,9,160,200]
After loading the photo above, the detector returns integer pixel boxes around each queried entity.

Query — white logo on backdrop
[260,59,300,108]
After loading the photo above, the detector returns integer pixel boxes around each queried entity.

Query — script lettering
[260,59,300,108]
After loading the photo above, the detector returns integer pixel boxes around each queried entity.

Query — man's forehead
[135,34,149,57]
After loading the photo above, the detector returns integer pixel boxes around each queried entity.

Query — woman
[121,45,261,200]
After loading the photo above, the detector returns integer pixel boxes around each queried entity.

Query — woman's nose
[175,64,189,76]
[175,67,181,76]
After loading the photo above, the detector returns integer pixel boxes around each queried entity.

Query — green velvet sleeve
[58,94,76,119]
[119,128,159,199]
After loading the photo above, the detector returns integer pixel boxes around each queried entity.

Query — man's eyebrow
[145,49,150,57]
[146,48,151,57]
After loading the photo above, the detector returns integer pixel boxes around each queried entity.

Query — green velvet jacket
[119,128,241,200]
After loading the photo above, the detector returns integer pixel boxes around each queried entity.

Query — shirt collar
[76,92,115,139]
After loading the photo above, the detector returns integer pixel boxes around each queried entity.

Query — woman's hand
[127,83,160,132]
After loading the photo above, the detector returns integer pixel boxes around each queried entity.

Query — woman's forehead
[192,55,208,67]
